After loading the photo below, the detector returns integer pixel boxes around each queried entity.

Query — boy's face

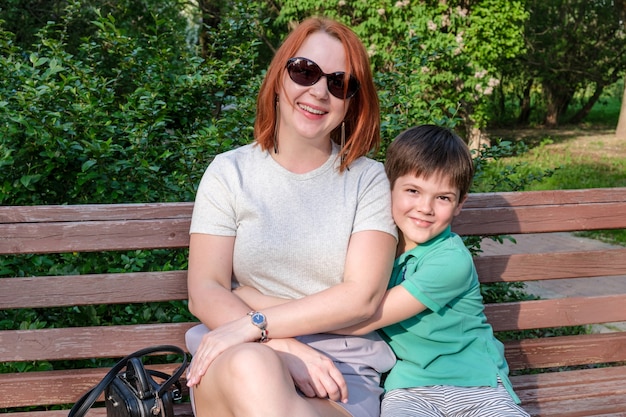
[391,172,466,253]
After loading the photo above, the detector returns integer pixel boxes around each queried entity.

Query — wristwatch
[247,311,268,342]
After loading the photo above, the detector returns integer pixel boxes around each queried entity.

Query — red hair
[254,17,380,172]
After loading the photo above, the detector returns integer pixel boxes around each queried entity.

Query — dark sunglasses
[286,57,360,99]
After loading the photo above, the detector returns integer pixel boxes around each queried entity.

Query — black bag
[68,345,188,417]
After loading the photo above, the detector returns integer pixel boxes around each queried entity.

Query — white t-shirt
[190,142,397,299]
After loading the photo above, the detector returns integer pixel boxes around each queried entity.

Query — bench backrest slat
[485,294,626,332]
[0,218,191,254]
[0,202,194,223]
[0,323,195,362]
[0,271,188,309]
[0,363,184,408]
[475,249,626,282]
[453,201,626,235]
[461,187,626,208]
[504,333,626,370]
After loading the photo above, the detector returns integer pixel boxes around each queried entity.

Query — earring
[273,99,280,154]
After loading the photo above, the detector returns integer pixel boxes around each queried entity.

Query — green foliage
[501,0,626,125]
[0,2,261,205]
[275,0,527,137]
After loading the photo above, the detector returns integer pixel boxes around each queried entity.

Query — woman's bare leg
[192,343,352,417]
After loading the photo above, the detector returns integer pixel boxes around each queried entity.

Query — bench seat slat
[0,271,188,309]
[3,405,194,417]
[504,332,626,370]
[520,394,626,417]
[511,365,626,389]
[485,294,626,331]
[0,323,196,362]
[475,249,626,282]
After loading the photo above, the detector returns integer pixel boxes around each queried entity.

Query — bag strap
[68,345,188,417]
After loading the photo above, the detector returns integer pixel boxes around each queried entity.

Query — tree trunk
[569,83,605,124]
[198,0,223,59]
[465,118,489,152]
[518,79,533,125]
[616,77,626,138]
[543,84,572,127]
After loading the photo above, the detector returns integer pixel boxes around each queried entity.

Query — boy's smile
[391,172,466,253]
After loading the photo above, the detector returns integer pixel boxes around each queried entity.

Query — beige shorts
[296,333,396,417]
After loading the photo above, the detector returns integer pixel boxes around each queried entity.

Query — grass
[487,87,626,246]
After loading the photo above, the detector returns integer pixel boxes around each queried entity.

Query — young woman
[184,17,398,417]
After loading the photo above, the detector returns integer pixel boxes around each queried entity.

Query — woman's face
[278,31,352,146]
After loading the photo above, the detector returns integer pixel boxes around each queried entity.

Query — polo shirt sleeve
[400,245,475,313]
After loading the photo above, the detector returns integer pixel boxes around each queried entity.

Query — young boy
[345,124,530,416]
[235,124,529,416]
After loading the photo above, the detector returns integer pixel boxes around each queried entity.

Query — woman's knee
[192,344,296,417]
[195,343,290,399]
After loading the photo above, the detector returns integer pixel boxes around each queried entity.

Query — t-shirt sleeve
[352,161,397,239]
[189,155,238,236]
[400,247,474,313]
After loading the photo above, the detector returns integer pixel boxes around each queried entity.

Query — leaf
[81,159,97,172]
[29,54,48,67]
[19,174,42,188]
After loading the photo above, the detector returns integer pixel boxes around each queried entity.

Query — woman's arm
[187,233,251,328]
[189,230,395,334]
[235,274,428,336]
[233,286,289,309]
[260,230,396,336]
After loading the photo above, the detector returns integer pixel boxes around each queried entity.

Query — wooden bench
[2,187,626,417]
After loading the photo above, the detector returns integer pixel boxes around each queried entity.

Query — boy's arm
[235,284,426,335]
[333,285,427,335]
[233,285,289,309]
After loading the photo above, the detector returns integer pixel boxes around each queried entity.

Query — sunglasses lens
[286,58,359,99]
[327,73,359,99]
[287,58,322,86]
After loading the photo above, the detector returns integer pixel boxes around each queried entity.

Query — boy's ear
[453,194,468,216]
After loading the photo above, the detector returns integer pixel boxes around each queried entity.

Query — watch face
[251,312,266,327]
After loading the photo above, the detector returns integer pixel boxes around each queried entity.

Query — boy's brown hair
[385,124,475,200]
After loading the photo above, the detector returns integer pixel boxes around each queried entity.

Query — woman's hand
[185,315,261,387]
[269,338,348,403]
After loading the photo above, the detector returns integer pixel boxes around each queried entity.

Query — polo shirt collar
[396,225,452,266]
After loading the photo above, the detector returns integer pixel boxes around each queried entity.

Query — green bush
[0,5,261,206]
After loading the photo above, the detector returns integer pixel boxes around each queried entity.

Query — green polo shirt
[380,226,520,403]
